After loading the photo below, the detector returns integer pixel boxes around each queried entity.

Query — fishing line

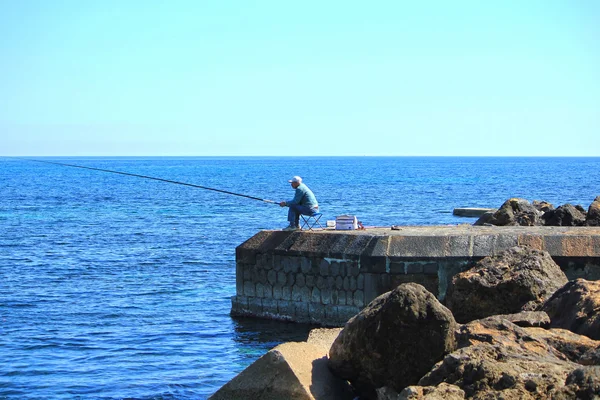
[5,157,278,204]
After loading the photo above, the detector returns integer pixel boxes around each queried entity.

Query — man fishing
[279,176,319,231]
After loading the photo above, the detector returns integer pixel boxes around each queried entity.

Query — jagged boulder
[533,200,554,213]
[209,342,353,400]
[553,367,600,399]
[541,279,600,340]
[586,196,600,226]
[524,327,600,366]
[456,315,600,366]
[543,203,587,226]
[454,316,600,366]
[328,283,458,399]
[417,316,600,399]
[420,343,573,399]
[474,198,541,226]
[445,246,568,323]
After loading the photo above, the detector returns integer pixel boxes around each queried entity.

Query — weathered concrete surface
[237,225,600,261]
[232,226,600,326]
[306,328,343,353]
[209,342,354,400]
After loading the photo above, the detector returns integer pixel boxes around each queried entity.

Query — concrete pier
[231,226,600,326]
[453,207,497,217]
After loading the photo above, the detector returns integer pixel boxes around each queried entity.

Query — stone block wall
[231,256,472,326]
[232,253,364,326]
[231,227,600,326]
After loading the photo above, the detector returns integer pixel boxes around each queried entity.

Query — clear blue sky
[1,1,598,156]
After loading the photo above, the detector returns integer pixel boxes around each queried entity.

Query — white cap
[288,176,302,183]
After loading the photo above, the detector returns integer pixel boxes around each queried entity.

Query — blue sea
[1,156,598,399]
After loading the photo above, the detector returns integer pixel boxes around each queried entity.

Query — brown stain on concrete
[517,235,545,251]
[561,236,594,257]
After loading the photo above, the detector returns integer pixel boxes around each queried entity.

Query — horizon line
[1,155,599,158]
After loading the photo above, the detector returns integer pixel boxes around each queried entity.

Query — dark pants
[288,204,318,226]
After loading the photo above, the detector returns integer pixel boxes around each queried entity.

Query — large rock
[328,283,458,399]
[587,195,600,226]
[472,210,495,226]
[209,342,353,400]
[420,343,574,399]
[576,204,588,213]
[553,367,600,399]
[445,246,568,323]
[418,316,600,399]
[394,383,465,399]
[494,310,551,328]
[543,203,587,226]
[474,198,541,226]
[542,279,600,340]
[454,316,600,366]
[524,327,600,366]
[532,200,554,213]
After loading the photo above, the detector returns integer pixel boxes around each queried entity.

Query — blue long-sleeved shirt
[287,183,318,209]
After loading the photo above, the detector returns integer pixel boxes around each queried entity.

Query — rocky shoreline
[210,244,600,399]
[474,196,600,227]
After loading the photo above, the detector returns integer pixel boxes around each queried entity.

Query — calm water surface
[1,156,598,399]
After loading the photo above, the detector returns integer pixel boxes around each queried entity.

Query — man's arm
[280,187,305,207]
[287,187,305,205]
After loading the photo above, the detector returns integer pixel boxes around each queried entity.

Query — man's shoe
[283,225,299,231]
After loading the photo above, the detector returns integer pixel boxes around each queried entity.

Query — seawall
[230,226,600,326]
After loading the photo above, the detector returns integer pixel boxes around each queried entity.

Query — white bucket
[335,215,358,230]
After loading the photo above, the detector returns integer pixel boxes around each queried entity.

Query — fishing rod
[5,157,278,205]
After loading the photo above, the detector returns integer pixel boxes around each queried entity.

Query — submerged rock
[445,246,568,323]
[328,283,458,399]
